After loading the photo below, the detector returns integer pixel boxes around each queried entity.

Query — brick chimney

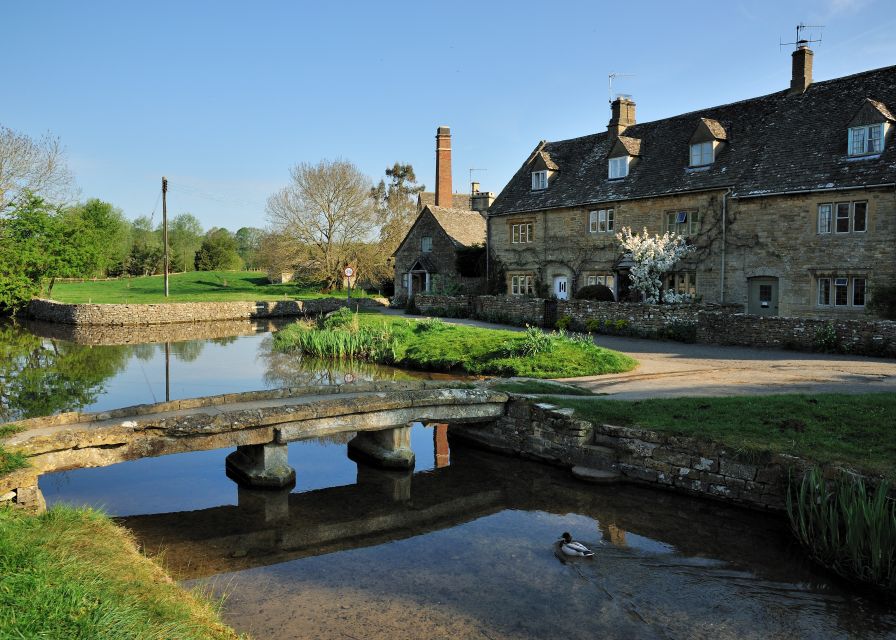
[435,126,452,207]
[790,43,813,94]
[608,96,636,140]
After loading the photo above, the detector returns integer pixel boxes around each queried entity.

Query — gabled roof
[867,98,895,121]
[490,64,896,215]
[417,192,472,212]
[611,135,642,157]
[700,117,728,140]
[532,150,560,171]
[428,205,486,247]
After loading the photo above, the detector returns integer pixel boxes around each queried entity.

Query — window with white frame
[689,141,714,166]
[817,276,866,307]
[818,201,867,234]
[665,210,701,236]
[511,222,533,244]
[510,274,535,296]
[421,236,432,252]
[848,123,884,156]
[588,209,615,233]
[608,156,629,179]
[586,274,616,289]
[531,170,548,190]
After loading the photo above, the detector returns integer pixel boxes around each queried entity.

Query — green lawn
[0,506,241,639]
[49,271,369,303]
[549,394,896,477]
[273,312,637,378]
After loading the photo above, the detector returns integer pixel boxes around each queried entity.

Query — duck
[558,532,594,557]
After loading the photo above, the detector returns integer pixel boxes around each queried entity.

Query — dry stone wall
[27,297,388,326]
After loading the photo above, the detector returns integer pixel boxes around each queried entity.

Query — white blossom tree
[616,227,695,304]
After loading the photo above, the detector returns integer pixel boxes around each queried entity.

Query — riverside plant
[281,320,397,362]
[787,467,896,593]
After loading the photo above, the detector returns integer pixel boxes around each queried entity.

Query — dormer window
[608,156,629,179]
[689,141,714,166]
[849,123,884,156]
[531,170,548,190]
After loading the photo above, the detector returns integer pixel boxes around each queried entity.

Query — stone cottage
[392,127,494,301]
[488,44,896,318]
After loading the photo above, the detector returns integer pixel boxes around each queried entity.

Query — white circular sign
[344,266,354,277]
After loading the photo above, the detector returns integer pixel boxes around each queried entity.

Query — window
[421,236,432,252]
[608,156,629,179]
[817,276,866,307]
[510,274,534,296]
[665,210,701,236]
[818,201,868,234]
[848,123,884,156]
[511,222,533,244]
[588,209,615,233]
[586,274,616,289]
[531,170,548,190]
[664,271,697,297]
[689,141,714,166]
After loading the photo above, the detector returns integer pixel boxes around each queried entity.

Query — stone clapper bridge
[0,381,512,512]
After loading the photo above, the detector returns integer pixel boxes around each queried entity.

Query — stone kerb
[27,297,389,326]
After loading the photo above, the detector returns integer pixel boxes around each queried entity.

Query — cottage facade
[488,46,896,318]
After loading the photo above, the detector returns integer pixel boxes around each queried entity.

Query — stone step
[580,444,618,467]
[571,466,622,484]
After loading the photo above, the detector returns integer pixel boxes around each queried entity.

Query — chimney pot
[789,46,813,94]
[435,126,452,207]
[608,97,636,141]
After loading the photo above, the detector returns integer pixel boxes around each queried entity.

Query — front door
[553,276,569,300]
[747,277,779,316]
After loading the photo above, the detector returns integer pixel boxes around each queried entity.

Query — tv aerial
[780,23,823,50]
[608,73,635,103]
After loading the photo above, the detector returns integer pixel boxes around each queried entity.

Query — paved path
[387,308,896,399]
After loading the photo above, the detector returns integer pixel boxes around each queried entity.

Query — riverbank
[0,505,240,639]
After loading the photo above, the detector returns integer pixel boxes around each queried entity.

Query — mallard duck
[558,532,594,557]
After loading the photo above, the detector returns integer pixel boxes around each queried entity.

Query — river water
[3,319,894,639]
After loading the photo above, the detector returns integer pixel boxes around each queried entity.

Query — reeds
[276,321,396,362]
[787,467,896,593]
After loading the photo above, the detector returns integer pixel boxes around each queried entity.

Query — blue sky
[4,0,894,231]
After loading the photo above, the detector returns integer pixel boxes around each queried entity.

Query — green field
[273,312,637,379]
[0,506,240,639]
[549,393,896,477]
[49,271,369,304]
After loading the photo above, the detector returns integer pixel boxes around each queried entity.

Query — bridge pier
[225,443,296,489]
[11,483,46,514]
[347,426,415,470]
[356,463,412,502]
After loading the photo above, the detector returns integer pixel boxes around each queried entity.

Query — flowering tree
[615,227,695,304]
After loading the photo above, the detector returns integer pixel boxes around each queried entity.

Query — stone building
[488,45,896,318]
[392,127,494,301]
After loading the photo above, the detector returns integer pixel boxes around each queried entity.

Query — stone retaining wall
[412,294,895,357]
[453,397,887,512]
[27,297,388,326]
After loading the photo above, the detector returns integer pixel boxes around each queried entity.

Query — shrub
[788,467,896,593]
[660,321,697,343]
[555,315,573,331]
[575,284,615,301]
[813,322,840,353]
[867,283,896,320]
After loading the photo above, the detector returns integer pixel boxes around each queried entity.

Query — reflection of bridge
[121,444,804,586]
[1,382,508,511]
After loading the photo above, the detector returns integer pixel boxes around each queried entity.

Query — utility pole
[162,177,169,297]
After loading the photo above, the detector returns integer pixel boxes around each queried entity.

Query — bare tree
[0,125,74,210]
[266,159,377,288]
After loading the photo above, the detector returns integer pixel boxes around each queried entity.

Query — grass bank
[0,424,26,476]
[50,270,370,304]
[549,393,896,477]
[273,312,637,378]
[0,506,241,639]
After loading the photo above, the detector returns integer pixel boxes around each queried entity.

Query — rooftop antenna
[469,168,487,190]
[780,22,823,50]
[608,73,635,104]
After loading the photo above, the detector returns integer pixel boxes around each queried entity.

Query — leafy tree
[61,199,130,277]
[266,159,376,288]
[126,216,163,276]
[194,228,243,271]
[168,213,204,272]
[0,125,74,210]
[370,163,424,255]
[235,226,264,270]
[616,227,695,304]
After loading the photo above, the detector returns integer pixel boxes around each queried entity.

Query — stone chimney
[608,96,636,140]
[790,43,813,94]
[470,181,495,215]
[435,126,452,207]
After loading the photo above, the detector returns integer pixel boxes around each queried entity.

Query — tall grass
[275,320,396,362]
[787,467,896,593]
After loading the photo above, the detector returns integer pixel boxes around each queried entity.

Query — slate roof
[418,192,473,211]
[428,205,486,247]
[490,64,896,216]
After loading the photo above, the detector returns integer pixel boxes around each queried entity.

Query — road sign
[344,266,354,278]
